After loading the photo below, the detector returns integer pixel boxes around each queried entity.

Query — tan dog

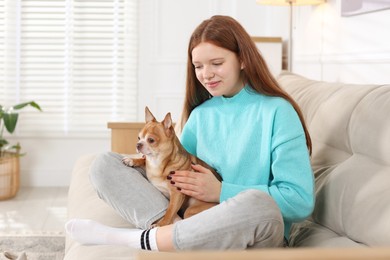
[122,107,221,227]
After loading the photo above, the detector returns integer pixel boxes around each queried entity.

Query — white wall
[138,0,390,123]
[137,0,288,123]
[293,0,390,84]
[18,0,390,187]
[9,136,110,187]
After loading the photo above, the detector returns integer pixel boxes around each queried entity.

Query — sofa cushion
[290,220,365,247]
[65,154,136,259]
[278,72,390,247]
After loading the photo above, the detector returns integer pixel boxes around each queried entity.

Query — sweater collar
[220,84,251,103]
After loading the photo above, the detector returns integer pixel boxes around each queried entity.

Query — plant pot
[0,151,20,200]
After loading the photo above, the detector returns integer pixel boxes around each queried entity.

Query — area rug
[0,235,64,260]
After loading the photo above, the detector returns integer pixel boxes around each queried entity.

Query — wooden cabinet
[107,122,144,154]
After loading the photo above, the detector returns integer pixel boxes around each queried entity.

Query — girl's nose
[203,67,214,80]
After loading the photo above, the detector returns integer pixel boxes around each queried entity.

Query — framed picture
[341,0,390,16]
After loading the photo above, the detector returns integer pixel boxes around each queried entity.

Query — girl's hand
[168,164,221,203]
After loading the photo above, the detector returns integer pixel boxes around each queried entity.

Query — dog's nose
[136,142,143,151]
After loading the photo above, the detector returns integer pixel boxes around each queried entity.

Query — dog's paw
[122,156,145,167]
[122,157,135,167]
[150,223,159,228]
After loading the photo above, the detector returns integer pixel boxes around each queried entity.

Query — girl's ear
[241,62,245,70]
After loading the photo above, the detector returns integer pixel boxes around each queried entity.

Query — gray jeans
[90,152,284,250]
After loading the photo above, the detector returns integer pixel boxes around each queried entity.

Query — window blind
[0,0,138,138]
[0,2,4,105]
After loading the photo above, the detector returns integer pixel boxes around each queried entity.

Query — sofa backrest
[277,71,390,246]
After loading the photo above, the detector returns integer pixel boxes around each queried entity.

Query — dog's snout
[136,142,143,151]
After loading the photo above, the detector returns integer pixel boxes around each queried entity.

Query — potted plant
[0,101,42,200]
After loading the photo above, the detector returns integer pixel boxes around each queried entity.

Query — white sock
[65,218,158,250]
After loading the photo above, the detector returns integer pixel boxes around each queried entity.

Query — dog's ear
[162,112,172,129]
[145,106,156,123]
[162,112,173,137]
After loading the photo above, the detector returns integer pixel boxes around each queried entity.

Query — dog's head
[136,106,175,158]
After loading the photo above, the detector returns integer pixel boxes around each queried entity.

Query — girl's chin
[207,92,221,97]
[205,88,222,97]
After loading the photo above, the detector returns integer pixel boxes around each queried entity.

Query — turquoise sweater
[180,85,315,238]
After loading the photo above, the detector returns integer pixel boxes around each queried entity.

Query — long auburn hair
[181,15,312,154]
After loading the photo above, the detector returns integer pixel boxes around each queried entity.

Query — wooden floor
[0,187,68,236]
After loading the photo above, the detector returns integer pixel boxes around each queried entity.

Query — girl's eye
[147,138,155,144]
[213,63,222,66]
[194,65,202,69]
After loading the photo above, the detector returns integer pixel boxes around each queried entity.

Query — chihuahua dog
[122,107,222,227]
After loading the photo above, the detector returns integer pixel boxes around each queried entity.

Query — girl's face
[192,42,245,97]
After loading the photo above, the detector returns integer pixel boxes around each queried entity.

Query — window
[0,0,138,138]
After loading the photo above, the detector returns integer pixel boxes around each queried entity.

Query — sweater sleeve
[220,135,314,222]
[220,102,315,223]
[179,115,197,156]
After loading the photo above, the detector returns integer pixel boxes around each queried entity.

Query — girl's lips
[206,81,220,88]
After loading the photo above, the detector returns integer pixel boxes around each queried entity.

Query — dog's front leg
[122,155,145,168]
[184,200,217,219]
[155,191,186,227]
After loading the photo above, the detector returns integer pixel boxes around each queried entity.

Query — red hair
[181,15,312,154]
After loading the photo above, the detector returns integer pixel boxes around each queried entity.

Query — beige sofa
[64,72,390,259]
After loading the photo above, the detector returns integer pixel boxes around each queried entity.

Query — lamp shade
[257,0,325,5]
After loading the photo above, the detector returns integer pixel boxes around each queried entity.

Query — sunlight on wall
[294,0,390,84]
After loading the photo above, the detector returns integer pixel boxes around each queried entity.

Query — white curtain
[0,0,138,138]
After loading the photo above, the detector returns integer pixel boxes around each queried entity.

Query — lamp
[256,0,325,71]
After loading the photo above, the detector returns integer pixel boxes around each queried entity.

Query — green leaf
[10,143,21,151]
[11,102,28,110]
[29,101,42,111]
[3,113,19,133]
[0,138,8,147]
[13,101,42,111]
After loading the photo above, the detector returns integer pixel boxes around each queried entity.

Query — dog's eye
[147,138,155,144]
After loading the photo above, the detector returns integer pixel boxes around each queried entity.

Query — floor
[0,187,68,236]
